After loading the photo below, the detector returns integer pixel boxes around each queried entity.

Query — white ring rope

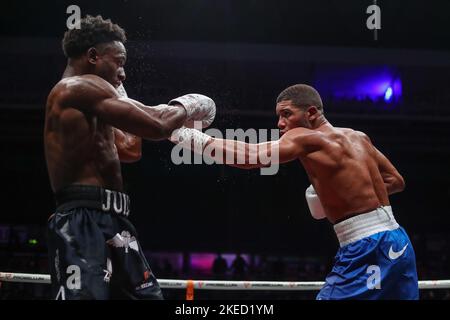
[1,272,450,290]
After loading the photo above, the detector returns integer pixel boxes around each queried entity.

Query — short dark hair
[276,84,324,112]
[62,15,126,58]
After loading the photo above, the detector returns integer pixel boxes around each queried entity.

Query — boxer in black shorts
[47,185,162,299]
[44,15,216,299]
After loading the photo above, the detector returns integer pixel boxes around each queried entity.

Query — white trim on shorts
[334,206,400,247]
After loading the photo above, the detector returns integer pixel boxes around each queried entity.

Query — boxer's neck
[63,59,94,78]
[311,114,330,130]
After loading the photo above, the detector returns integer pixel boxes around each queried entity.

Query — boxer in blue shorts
[169,84,419,300]
[44,15,216,299]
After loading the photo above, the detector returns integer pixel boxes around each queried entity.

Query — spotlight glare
[384,86,393,102]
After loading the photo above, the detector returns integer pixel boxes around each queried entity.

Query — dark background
[0,0,449,282]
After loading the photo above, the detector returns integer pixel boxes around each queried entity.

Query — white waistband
[333,206,399,247]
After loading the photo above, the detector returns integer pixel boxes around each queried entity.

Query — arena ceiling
[1,0,449,51]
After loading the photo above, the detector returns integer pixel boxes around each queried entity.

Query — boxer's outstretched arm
[112,102,187,162]
[60,75,187,140]
[206,129,308,169]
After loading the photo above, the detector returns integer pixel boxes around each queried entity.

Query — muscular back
[44,77,123,192]
[300,127,390,223]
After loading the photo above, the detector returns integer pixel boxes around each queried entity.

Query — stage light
[314,66,402,104]
[384,86,393,102]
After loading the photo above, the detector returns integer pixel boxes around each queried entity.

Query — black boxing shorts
[47,184,163,300]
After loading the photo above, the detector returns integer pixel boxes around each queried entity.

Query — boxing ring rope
[2,272,450,290]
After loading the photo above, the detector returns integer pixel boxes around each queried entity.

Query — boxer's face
[276,100,311,134]
[90,41,127,89]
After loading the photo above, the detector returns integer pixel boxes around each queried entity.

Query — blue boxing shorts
[317,206,419,300]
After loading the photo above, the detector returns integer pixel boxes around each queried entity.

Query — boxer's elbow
[388,174,405,194]
[395,174,405,192]
[118,149,142,163]
[117,135,142,162]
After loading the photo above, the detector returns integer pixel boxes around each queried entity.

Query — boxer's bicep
[274,130,311,163]
[94,97,172,140]
[275,137,304,164]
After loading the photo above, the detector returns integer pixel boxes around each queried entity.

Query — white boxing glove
[170,126,212,151]
[168,94,216,128]
[305,185,326,220]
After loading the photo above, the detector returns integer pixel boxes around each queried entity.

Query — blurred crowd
[1,239,449,300]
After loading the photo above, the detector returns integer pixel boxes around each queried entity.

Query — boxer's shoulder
[336,127,369,140]
[49,75,117,110]
[58,75,116,95]
[283,127,319,138]
[282,127,327,147]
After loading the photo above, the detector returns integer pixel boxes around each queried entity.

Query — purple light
[393,78,402,98]
[190,253,216,273]
[314,66,402,102]
[189,253,250,275]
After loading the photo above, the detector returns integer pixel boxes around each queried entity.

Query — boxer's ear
[87,47,98,65]
[306,105,320,120]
